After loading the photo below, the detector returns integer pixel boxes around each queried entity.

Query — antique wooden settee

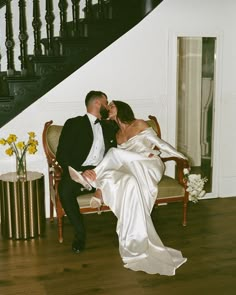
[42,116,189,243]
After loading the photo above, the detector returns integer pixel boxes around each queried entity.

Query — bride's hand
[82,170,97,181]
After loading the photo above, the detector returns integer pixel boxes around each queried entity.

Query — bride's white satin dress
[89,128,187,275]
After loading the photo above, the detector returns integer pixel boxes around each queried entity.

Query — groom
[56,90,117,253]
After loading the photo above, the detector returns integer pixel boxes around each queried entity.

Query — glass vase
[16,154,27,181]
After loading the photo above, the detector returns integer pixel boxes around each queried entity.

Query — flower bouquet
[0,132,38,180]
[183,168,208,203]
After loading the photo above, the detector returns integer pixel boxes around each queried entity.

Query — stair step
[0,96,15,126]
[0,96,14,104]
[4,75,41,99]
[67,18,131,39]
[0,72,10,96]
[28,55,66,63]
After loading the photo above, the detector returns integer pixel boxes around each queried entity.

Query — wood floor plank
[1,197,236,295]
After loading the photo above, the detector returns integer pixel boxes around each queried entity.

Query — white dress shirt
[82,113,105,166]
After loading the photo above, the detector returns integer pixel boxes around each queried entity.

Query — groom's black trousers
[58,165,95,244]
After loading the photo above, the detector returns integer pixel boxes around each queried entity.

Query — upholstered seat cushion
[76,193,94,207]
[158,175,184,199]
[74,175,184,209]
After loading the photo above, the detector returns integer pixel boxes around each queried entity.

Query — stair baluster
[5,0,15,76]
[32,0,42,56]
[71,0,80,37]
[18,0,28,76]
[0,31,1,69]
[97,0,105,20]
[45,0,55,56]
[85,0,93,20]
[58,0,68,38]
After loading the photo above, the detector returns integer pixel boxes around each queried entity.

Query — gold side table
[0,171,45,240]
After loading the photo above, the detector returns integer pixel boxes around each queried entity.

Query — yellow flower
[0,138,6,145]
[16,141,25,150]
[5,147,14,156]
[6,134,17,144]
[27,145,37,154]
[28,139,38,146]
[28,132,35,138]
[0,132,38,158]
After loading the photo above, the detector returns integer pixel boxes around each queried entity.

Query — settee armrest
[161,157,190,187]
[51,159,63,183]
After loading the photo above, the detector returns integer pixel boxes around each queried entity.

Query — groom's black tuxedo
[56,114,117,249]
[56,114,116,176]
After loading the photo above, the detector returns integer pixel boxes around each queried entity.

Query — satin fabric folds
[91,128,187,275]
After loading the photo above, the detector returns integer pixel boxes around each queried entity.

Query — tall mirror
[176,37,216,193]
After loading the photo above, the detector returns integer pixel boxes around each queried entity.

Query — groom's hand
[82,170,97,181]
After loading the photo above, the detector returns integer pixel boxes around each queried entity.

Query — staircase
[0,0,162,127]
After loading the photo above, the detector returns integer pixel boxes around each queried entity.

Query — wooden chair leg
[50,199,54,222]
[57,215,64,243]
[182,202,187,226]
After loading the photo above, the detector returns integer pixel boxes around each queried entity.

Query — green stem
[16,145,29,176]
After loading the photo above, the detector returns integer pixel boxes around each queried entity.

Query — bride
[69,100,187,275]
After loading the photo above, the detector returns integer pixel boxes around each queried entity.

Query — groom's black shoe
[72,237,85,253]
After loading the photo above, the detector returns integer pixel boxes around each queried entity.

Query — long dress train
[73,128,187,275]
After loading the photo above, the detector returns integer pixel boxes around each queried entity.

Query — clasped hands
[82,170,97,181]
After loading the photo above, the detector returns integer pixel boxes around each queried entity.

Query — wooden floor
[0,197,236,295]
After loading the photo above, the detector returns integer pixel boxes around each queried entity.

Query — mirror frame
[167,31,223,198]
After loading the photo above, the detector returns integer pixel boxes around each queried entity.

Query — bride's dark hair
[112,100,135,124]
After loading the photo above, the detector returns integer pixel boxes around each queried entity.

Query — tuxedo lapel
[83,114,93,141]
[71,114,94,167]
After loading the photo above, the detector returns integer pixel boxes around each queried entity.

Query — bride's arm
[146,128,188,160]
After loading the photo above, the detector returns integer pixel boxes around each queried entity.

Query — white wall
[1,0,236,217]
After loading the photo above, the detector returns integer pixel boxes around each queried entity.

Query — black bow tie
[94,118,101,125]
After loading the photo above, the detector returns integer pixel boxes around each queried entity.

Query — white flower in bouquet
[183,169,208,203]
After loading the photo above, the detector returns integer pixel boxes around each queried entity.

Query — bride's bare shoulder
[133,119,149,130]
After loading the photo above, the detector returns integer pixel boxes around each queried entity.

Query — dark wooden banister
[97,0,105,19]
[85,0,93,19]
[0,0,115,72]
[45,0,55,56]
[71,0,80,37]
[5,0,15,76]
[58,0,68,38]
[0,0,6,9]
[1,0,150,74]
[32,0,42,56]
[0,0,164,127]
[19,0,28,75]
